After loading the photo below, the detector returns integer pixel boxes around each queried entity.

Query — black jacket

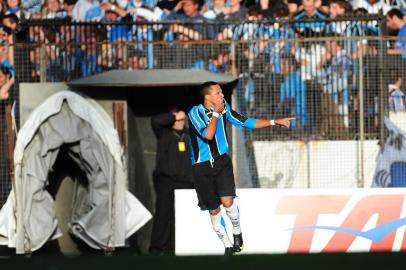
[151,113,193,184]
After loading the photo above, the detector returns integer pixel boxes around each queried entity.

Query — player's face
[207,84,224,105]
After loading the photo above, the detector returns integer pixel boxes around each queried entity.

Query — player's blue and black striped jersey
[188,100,256,164]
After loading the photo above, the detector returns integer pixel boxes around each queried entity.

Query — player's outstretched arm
[255,117,296,129]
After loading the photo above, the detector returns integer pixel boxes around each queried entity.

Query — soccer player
[188,81,294,255]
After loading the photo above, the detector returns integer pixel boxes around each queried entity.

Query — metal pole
[147,28,154,69]
[379,16,387,150]
[122,43,128,70]
[358,40,365,188]
[39,44,46,83]
[306,139,311,188]
[231,40,239,186]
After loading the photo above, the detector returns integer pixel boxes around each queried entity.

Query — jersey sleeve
[224,101,256,129]
[188,106,208,138]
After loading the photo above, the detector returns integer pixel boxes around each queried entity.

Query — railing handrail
[21,15,384,27]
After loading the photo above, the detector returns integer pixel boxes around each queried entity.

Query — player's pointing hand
[275,117,296,128]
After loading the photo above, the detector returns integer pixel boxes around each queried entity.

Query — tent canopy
[0,91,151,254]
[68,69,237,88]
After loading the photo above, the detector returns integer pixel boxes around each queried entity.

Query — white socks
[224,203,241,235]
[210,211,232,248]
[210,203,242,248]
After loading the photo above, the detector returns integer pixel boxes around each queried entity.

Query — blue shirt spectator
[386,8,406,56]
[316,40,352,127]
[292,0,329,38]
[279,57,307,128]
[166,0,208,40]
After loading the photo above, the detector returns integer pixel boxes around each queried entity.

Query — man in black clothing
[149,109,194,255]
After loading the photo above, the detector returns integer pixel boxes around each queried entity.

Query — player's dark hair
[200,81,219,98]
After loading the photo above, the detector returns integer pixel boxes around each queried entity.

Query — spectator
[21,0,42,16]
[117,0,157,10]
[0,0,6,17]
[207,50,230,73]
[217,0,250,40]
[217,0,248,20]
[72,0,104,22]
[316,39,352,128]
[329,0,352,21]
[0,38,14,100]
[99,1,131,18]
[157,0,180,11]
[291,0,329,80]
[125,3,166,21]
[62,0,77,18]
[127,47,147,70]
[80,27,101,77]
[42,0,68,19]
[288,0,330,16]
[57,24,76,80]
[259,0,286,10]
[41,26,63,81]
[386,8,406,56]
[328,0,370,60]
[238,5,266,66]
[2,13,26,43]
[351,0,391,15]
[348,7,380,58]
[103,7,132,68]
[203,0,226,19]
[292,0,329,38]
[0,65,14,100]
[262,4,294,73]
[328,0,352,41]
[5,0,28,19]
[2,14,19,32]
[165,0,206,41]
[279,55,307,128]
[388,67,405,112]
[261,0,288,19]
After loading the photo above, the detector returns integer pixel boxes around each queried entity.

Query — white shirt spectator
[203,7,224,19]
[351,0,391,14]
[389,84,406,112]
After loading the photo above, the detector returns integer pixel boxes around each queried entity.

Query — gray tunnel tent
[0,91,152,254]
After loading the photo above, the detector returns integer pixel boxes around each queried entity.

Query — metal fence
[2,16,406,205]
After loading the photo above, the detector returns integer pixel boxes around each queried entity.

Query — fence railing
[13,17,402,139]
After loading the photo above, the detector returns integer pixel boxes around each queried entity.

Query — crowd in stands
[0,0,405,132]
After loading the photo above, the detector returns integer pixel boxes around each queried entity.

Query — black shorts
[192,154,236,211]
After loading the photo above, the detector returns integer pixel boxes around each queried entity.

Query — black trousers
[149,174,193,254]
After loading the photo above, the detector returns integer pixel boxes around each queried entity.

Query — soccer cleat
[224,247,234,256]
[233,233,244,253]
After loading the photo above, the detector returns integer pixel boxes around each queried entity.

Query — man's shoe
[224,247,234,256]
[233,233,244,252]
